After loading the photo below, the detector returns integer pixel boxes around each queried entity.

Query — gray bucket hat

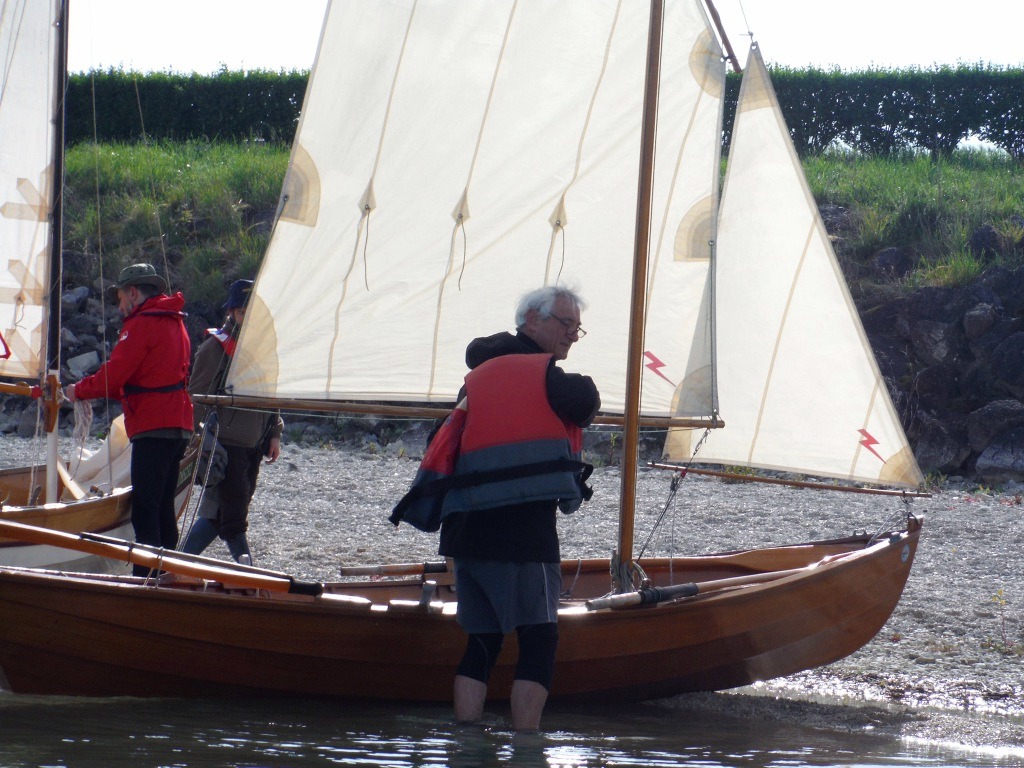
[105,263,167,303]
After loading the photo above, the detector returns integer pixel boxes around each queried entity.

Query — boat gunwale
[0,518,921,613]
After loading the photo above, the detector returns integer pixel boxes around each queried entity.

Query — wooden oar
[585,567,809,611]
[0,520,322,596]
[338,561,449,577]
[0,375,59,431]
[0,381,41,398]
[54,462,87,501]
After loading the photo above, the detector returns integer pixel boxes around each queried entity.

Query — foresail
[229,0,724,417]
[0,0,60,381]
[666,46,923,488]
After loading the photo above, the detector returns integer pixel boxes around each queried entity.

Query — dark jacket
[189,317,284,450]
[438,331,600,562]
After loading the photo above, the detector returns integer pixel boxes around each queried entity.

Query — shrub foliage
[69,66,1024,157]
[67,69,309,144]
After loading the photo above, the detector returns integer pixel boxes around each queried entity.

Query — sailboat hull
[0,448,198,573]
[0,516,921,700]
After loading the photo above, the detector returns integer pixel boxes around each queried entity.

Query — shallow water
[0,693,1021,768]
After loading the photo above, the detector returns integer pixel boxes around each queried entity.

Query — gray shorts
[453,560,562,634]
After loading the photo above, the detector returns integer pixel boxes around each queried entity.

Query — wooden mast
[702,0,742,74]
[43,0,69,502]
[613,0,664,594]
[47,0,67,376]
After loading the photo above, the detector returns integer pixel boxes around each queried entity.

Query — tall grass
[63,140,289,304]
[62,143,1024,302]
[803,150,1024,286]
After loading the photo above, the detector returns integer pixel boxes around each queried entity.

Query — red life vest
[205,326,237,357]
[390,353,591,532]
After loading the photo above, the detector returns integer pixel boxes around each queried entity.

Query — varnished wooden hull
[0,448,198,572]
[0,515,922,700]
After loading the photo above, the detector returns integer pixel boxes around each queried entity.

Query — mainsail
[228,0,724,420]
[665,46,923,487]
[228,0,921,489]
[0,0,61,382]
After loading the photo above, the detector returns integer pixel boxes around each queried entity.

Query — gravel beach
[2,432,1023,753]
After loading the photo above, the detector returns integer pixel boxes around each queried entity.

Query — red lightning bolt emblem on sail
[643,351,676,386]
[857,429,884,462]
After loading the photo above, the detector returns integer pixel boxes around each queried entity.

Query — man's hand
[265,437,281,464]
[64,384,77,403]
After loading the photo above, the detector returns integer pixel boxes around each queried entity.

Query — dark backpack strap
[390,458,593,524]
[123,380,186,394]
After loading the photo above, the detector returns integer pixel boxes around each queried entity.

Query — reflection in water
[0,693,1020,768]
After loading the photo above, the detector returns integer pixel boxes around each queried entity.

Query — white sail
[229,0,724,418]
[0,0,60,381]
[666,46,923,487]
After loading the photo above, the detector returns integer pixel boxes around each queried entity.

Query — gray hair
[134,283,163,300]
[515,285,587,328]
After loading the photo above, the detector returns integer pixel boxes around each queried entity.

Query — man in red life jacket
[182,279,283,565]
[394,285,600,731]
[65,263,193,575]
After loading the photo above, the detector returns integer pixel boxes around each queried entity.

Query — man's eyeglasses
[550,314,587,338]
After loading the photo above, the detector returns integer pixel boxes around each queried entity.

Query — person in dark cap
[65,263,193,574]
[182,279,282,565]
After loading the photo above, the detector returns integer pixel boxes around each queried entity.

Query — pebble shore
[244,442,1024,753]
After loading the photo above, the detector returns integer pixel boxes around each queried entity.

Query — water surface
[1,693,1020,768]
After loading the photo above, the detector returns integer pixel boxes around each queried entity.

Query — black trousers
[216,443,263,540]
[130,436,188,571]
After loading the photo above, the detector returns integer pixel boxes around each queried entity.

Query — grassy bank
[804,150,1024,286]
[63,141,1024,301]
[63,141,288,304]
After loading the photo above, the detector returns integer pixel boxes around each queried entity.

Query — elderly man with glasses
[396,284,600,731]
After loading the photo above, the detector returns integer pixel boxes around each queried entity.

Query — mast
[702,0,742,74]
[613,0,663,593]
[43,0,68,503]
[47,0,67,376]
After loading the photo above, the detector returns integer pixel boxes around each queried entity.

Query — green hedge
[67,69,309,144]
[726,64,1024,158]
[69,66,1024,158]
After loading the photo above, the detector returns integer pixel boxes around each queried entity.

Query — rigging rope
[70,68,177,490]
[455,215,468,290]
[553,222,566,285]
[177,414,220,550]
[131,74,172,286]
[362,209,371,290]
[84,69,117,489]
[72,399,93,445]
[868,493,918,545]
[635,426,712,563]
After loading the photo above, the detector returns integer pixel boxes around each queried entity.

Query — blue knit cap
[222,279,253,311]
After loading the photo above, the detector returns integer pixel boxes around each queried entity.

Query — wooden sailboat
[0,0,924,700]
[0,0,195,572]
